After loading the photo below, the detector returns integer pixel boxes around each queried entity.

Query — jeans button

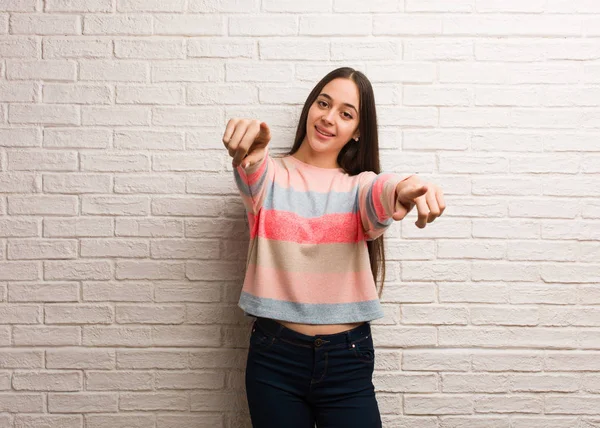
[314,338,324,347]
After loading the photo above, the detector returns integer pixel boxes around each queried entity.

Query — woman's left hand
[392,176,445,228]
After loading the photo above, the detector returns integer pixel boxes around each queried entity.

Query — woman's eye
[318,100,327,107]
[343,112,352,119]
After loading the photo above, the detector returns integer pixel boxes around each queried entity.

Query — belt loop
[345,330,352,350]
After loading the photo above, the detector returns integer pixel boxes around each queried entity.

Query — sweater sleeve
[233,149,274,215]
[358,171,414,241]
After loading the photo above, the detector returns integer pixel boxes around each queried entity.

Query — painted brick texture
[0,1,599,427]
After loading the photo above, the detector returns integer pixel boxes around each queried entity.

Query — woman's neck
[292,142,341,169]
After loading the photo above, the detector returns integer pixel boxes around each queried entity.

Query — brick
[114,130,183,150]
[48,393,118,413]
[116,218,183,237]
[80,238,149,258]
[44,260,112,280]
[441,374,509,393]
[151,239,218,259]
[0,128,40,147]
[86,414,155,428]
[0,304,40,323]
[81,153,149,172]
[0,0,37,11]
[403,350,471,371]
[44,128,110,149]
[153,14,222,36]
[473,131,543,152]
[470,307,539,326]
[472,262,539,281]
[404,394,473,415]
[43,173,111,193]
[0,350,43,368]
[263,0,322,11]
[187,84,257,105]
[474,395,542,413]
[9,282,78,302]
[13,326,80,346]
[86,371,153,390]
[44,217,113,237]
[43,37,112,58]
[115,38,184,59]
[0,393,43,412]
[0,172,37,192]
[114,175,185,194]
[119,392,188,411]
[8,195,77,215]
[472,351,543,371]
[226,62,292,82]
[443,15,580,36]
[14,415,82,428]
[155,282,220,303]
[8,239,77,259]
[260,39,330,60]
[9,104,78,125]
[46,348,115,369]
[13,371,81,391]
[82,196,149,215]
[152,106,221,126]
[0,219,39,237]
[152,325,220,347]
[83,326,152,346]
[118,0,185,11]
[406,0,474,11]
[188,0,259,12]
[374,15,442,35]
[45,304,113,324]
[187,38,254,58]
[155,371,224,389]
[0,37,37,58]
[82,106,150,126]
[509,199,579,219]
[116,304,185,324]
[117,350,188,369]
[299,15,370,36]
[80,60,148,82]
[83,281,153,302]
[152,61,223,82]
[45,0,113,12]
[229,15,298,36]
[116,85,183,106]
[438,326,577,348]
[472,178,542,196]
[84,15,152,35]
[151,197,222,216]
[116,261,185,280]
[8,150,77,171]
[10,14,81,35]
[43,83,111,104]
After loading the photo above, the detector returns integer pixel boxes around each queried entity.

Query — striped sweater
[234,150,412,324]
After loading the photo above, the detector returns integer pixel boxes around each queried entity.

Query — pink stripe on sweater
[252,210,366,243]
[242,264,379,304]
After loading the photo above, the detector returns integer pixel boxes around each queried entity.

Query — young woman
[223,67,445,427]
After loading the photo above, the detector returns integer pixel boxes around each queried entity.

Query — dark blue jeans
[245,316,382,428]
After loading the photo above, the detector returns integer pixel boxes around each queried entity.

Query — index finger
[222,118,238,146]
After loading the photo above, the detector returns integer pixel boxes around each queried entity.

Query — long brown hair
[286,67,387,299]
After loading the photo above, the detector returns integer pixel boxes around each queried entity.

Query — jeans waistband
[254,317,372,349]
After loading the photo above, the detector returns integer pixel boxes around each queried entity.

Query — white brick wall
[0,1,599,427]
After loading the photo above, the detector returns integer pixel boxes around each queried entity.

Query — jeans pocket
[250,323,276,352]
[351,336,375,364]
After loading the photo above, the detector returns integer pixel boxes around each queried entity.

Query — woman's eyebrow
[318,93,358,114]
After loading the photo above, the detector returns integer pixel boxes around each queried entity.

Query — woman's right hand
[222,118,271,168]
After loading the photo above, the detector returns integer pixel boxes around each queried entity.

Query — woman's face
[303,77,360,158]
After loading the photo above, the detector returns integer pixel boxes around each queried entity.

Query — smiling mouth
[315,126,335,137]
